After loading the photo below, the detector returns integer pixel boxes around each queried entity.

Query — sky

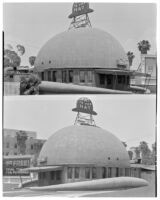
[3,95,156,150]
[3,3,157,69]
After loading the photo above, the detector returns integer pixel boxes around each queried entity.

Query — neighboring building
[131,54,157,93]
[3,129,46,156]
[34,4,149,94]
[23,98,143,187]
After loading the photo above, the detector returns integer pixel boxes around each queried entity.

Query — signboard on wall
[3,156,32,176]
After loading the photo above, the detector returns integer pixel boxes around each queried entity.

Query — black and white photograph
[3,95,156,197]
[2,0,158,198]
[3,2,157,95]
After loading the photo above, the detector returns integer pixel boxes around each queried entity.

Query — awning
[20,166,63,172]
[95,69,132,75]
[131,164,155,171]
[95,69,151,77]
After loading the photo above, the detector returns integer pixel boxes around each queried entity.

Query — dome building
[34,3,149,93]
[24,98,141,187]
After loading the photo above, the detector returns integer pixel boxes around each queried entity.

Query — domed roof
[39,125,130,167]
[35,28,128,72]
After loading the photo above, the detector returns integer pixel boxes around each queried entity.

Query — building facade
[3,128,46,156]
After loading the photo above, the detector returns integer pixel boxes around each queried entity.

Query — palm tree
[137,40,151,54]
[29,56,36,68]
[127,51,135,67]
[16,131,28,155]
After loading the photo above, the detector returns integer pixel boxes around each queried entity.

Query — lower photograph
[3,95,156,197]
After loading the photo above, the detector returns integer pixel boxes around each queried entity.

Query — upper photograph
[3,2,157,95]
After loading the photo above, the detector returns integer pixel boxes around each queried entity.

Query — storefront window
[108,167,112,178]
[52,71,57,82]
[85,167,90,179]
[51,171,55,180]
[48,71,52,81]
[74,167,80,179]
[56,171,61,180]
[69,70,73,83]
[80,71,85,83]
[88,71,92,82]
[102,167,106,178]
[67,167,72,179]
[92,167,97,179]
[99,74,105,85]
[116,167,119,177]
[41,72,44,80]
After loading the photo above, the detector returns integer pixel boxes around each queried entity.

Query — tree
[29,56,36,67]
[127,51,135,67]
[151,142,156,165]
[16,44,25,56]
[128,150,133,160]
[139,141,152,165]
[137,40,151,54]
[4,44,25,70]
[122,141,127,148]
[16,131,28,155]
[20,74,41,95]
[4,49,21,70]
[134,147,140,160]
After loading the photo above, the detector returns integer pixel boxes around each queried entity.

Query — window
[31,145,33,150]
[106,75,112,85]
[87,71,92,82]
[14,144,17,149]
[99,74,105,85]
[42,172,46,179]
[6,142,9,148]
[41,72,44,80]
[6,152,9,156]
[48,71,52,81]
[69,70,73,83]
[67,167,72,179]
[102,167,106,178]
[14,152,17,155]
[51,171,55,180]
[92,167,97,179]
[85,167,90,179]
[148,66,153,72]
[56,171,61,180]
[52,71,57,82]
[108,167,112,178]
[118,76,125,84]
[127,76,130,85]
[62,71,67,83]
[49,60,51,64]
[74,167,80,179]
[118,76,122,84]
[125,168,130,176]
[80,71,85,83]
[116,168,119,177]
[41,62,44,65]
[108,157,110,160]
